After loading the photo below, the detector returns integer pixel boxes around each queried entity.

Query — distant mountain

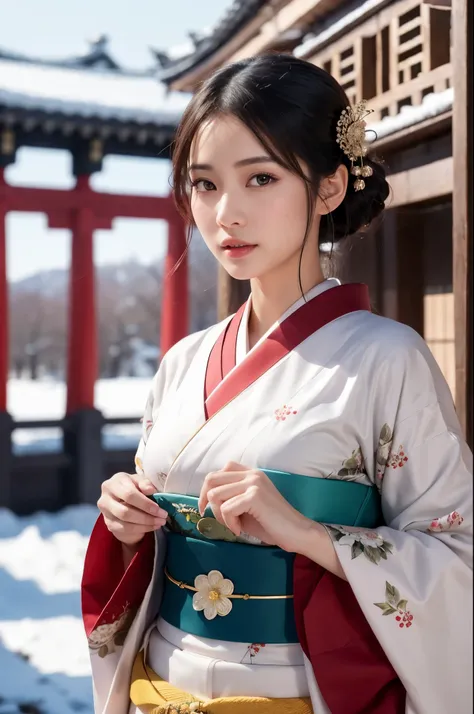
[9,232,218,328]
[10,235,216,293]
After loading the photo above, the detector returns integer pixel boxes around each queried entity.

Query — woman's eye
[249,174,275,187]
[192,179,216,192]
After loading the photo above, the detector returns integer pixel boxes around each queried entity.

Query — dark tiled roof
[0,36,148,77]
[156,0,271,84]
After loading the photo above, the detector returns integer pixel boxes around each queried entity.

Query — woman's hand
[198,462,318,553]
[98,472,168,546]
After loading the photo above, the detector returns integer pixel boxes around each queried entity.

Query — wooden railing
[305,0,452,121]
[2,415,141,514]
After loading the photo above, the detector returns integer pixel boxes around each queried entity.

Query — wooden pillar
[0,168,13,508]
[66,175,97,413]
[378,207,424,334]
[0,169,8,412]
[160,211,189,355]
[217,269,251,321]
[452,0,472,445]
[63,174,104,505]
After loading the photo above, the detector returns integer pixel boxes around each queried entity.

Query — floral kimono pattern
[82,293,472,714]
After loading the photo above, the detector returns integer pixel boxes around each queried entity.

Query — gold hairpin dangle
[336,100,374,191]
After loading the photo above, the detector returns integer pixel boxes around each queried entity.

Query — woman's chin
[220,262,261,281]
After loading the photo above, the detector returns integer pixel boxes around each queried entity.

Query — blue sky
[2,0,230,281]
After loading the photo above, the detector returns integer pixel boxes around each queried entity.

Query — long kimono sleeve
[81,371,163,661]
[295,332,472,714]
[325,335,471,714]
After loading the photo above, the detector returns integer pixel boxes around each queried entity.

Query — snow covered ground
[0,505,99,713]
[0,377,154,710]
[8,377,151,454]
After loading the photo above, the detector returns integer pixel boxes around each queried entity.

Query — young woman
[82,55,472,714]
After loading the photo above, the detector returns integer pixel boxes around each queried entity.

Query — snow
[367,87,453,140]
[294,0,389,59]
[8,377,150,454]
[0,504,99,713]
[1,378,150,711]
[0,58,191,125]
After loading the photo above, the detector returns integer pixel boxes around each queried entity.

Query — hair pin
[336,100,374,191]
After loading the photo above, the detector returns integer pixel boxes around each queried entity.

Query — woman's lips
[220,242,257,258]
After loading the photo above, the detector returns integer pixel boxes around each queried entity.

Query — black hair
[172,53,389,265]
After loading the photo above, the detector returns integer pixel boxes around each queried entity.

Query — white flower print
[337,527,385,549]
[192,570,234,620]
[327,525,394,564]
[88,605,134,657]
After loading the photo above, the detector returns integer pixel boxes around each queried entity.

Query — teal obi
[152,469,382,644]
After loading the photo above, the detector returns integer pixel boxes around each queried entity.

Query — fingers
[102,513,163,545]
[98,472,168,545]
[136,478,158,496]
[102,473,166,518]
[219,492,255,536]
[104,497,167,528]
[205,481,247,524]
[199,470,246,514]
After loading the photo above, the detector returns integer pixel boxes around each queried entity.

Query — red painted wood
[66,176,98,414]
[160,214,189,356]
[0,182,175,222]
[0,171,188,405]
[0,170,8,411]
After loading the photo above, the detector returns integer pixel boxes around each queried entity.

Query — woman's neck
[247,263,325,350]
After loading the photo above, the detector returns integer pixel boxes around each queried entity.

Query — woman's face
[188,115,320,284]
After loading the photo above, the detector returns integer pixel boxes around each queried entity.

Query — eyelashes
[189,173,279,192]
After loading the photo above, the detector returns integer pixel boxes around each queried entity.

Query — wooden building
[0,38,190,511]
[157,0,471,444]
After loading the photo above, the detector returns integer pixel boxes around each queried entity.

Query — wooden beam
[371,111,452,154]
[386,157,452,208]
[452,0,472,445]
[423,0,451,7]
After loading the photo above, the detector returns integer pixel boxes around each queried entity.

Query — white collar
[235,278,341,365]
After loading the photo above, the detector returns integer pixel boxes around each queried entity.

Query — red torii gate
[0,167,188,415]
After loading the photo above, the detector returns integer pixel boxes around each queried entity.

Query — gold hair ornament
[336,100,374,191]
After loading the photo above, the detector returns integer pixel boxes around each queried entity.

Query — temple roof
[0,37,190,127]
[154,0,272,84]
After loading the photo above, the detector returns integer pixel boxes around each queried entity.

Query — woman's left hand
[198,461,321,553]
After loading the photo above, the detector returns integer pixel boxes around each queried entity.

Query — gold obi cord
[130,649,313,714]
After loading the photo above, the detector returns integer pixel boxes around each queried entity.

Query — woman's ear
[316,164,348,215]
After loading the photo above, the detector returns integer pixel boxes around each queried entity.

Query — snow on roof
[0,58,191,125]
[294,0,391,58]
[367,87,453,141]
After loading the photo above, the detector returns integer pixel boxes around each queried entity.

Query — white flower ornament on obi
[192,570,234,620]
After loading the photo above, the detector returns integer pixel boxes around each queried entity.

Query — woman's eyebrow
[188,155,274,172]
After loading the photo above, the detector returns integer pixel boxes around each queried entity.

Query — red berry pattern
[243,643,266,664]
[274,405,298,421]
[429,510,464,532]
[374,582,414,630]
[387,446,409,470]
[395,610,414,628]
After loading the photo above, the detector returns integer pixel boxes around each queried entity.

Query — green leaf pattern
[325,446,368,482]
[375,424,393,488]
[374,582,414,629]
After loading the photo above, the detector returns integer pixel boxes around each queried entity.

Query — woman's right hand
[97,472,168,546]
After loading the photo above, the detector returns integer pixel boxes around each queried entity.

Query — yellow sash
[130,650,313,713]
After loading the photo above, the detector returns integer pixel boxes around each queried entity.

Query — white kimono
[84,278,473,714]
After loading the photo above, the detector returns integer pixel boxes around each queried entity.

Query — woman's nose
[216,193,246,229]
